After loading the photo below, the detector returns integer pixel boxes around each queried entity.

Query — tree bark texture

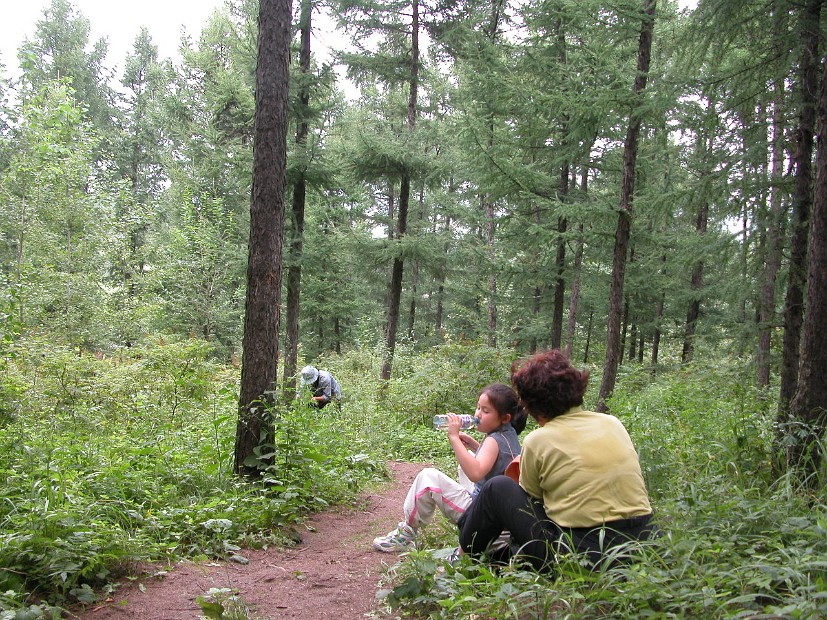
[778,0,822,418]
[756,85,787,388]
[235,0,291,475]
[381,0,419,381]
[282,0,312,394]
[784,41,827,482]
[597,0,656,412]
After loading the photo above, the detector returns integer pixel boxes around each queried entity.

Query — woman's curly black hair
[510,349,589,421]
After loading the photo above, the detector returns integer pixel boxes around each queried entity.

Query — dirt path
[73,461,421,620]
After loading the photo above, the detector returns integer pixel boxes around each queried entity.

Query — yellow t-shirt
[519,407,651,528]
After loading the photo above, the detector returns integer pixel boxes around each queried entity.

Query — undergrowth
[378,356,827,619]
[1,338,825,619]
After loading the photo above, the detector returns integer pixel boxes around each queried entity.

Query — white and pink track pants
[403,467,474,532]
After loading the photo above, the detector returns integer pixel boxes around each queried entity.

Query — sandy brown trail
[72,461,421,620]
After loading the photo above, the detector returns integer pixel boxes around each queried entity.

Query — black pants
[458,475,656,572]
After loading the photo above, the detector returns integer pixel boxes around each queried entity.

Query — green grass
[379,356,827,619]
[1,338,825,618]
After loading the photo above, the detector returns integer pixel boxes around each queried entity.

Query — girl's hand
[445,412,462,438]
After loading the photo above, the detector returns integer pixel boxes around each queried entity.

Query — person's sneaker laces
[372,522,415,552]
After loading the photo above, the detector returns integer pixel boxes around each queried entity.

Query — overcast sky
[0,0,355,87]
[1,0,695,85]
[0,0,229,78]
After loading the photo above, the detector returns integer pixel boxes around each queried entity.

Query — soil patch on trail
[74,461,422,620]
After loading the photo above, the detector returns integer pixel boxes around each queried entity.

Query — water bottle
[433,414,479,431]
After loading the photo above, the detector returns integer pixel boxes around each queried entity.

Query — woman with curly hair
[458,349,656,572]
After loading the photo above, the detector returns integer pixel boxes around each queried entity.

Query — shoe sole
[372,542,411,553]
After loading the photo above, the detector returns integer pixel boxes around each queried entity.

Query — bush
[0,336,387,612]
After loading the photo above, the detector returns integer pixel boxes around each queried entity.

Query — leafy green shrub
[0,337,388,613]
[4,337,825,619]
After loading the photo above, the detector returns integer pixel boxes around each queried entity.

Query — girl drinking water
[373,383,526,552]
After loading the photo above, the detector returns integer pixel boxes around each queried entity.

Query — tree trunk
[778,0,822,420]
[565,163,591,358]
[435,214,451,336]
[381,175,409,381]
[552,212,567,350]
[485,195,497,347]
[682,199,709,363]
[530,199,543,353]
[620,296,630,365]
[381,0,418,381]
[408,188,426,339]
[652,254,666,367]
[785,41,827,483]
[584,310,593,364]
[282,0,312,395]
[756,82,786,389]
[483,0,503,349]
[597,0,656,412]
[551,11,569,350]
[564,221,585,358]
[408,258,419,339]
[386,183,396,239]
[235,0,291,475]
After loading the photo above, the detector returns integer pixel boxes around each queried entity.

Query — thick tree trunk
[597,0,655,411]
[235,0,291,475]
[783,39,827,483]
[778,0,822,419]
[282,0,312,395]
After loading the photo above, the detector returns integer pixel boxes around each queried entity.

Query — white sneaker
[372,522,415,552]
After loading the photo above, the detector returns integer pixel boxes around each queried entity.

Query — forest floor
[71,461,422,620]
